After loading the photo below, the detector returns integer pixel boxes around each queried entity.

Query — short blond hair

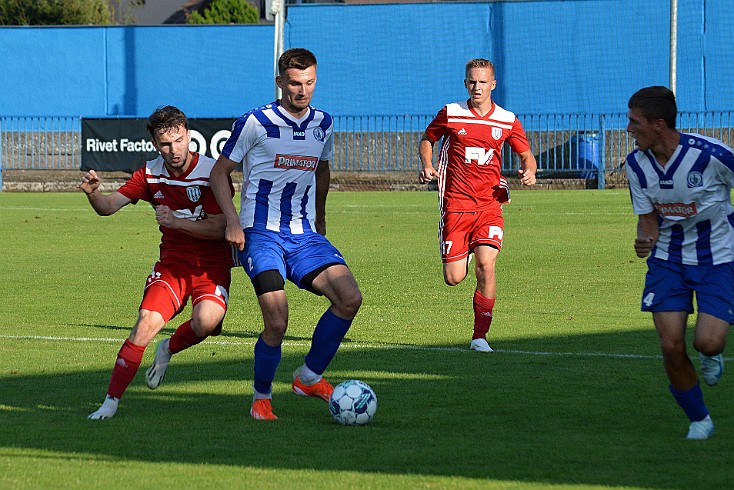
[465,58,495,78]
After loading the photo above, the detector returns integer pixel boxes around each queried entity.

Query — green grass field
[1,189,732,489]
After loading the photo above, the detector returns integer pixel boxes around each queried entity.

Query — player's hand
[155,205,176,228]
[634,236,655,258]
[518,168,536,186]
[419,166,439,184]
[225,222,246,251]
[78,169,101,195]
[315,218,326,236]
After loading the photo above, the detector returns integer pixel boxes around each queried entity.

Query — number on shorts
[643,292,655,307]
[442,240,453,256]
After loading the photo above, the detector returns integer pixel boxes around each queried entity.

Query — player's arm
[211,155,245,250]
[634,211,659,258]
[517,150,537,186]
[315,159,330,235]
[154,206,226,240]
[78,169,131,216]
[419,133,439,183]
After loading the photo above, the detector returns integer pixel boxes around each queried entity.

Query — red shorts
[140,260,231,322]
[439,207,504,263]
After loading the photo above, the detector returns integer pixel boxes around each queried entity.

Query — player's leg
[147,266,230,389]
[88,308,167,420]
[653,311,713,439]
[440,211,471,286]
[287,235,361,401]
[251,284,288,420]
[242,230,290,420]
[292,264,362,401]
[468,208,503,352]
[691,262,734,387]
[642,258,710,437]
[88,263,181,420]
[694,314,727,386]
[470,244,499,352]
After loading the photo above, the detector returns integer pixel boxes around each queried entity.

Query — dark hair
[146,106,189,141]
[628,86,677,129]
[278,48,317,75]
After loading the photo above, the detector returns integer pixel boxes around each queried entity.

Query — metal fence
[2,112,733,190]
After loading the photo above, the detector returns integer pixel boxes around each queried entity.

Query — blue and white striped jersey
[221,101,334,234]
[625,132,734,265]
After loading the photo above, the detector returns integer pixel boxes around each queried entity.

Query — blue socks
[253,336,282,396]
[304,309,352,375]
[670,381,709,422]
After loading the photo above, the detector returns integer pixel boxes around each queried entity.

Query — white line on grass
[0,334,672,360]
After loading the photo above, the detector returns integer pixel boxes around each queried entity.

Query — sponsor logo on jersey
[653,202,697,217]
[659,179,674,189]
[465,147,495,166]
[687,171,704,188]
[187,186,202,202]
[154,191,164,200]
[274,154,319,171]
[492,127,503,140]
[458,128,467,135]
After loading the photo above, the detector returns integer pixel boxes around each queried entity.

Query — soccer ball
[329,379,377,425]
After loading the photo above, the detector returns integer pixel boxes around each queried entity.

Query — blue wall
[0,0,730,118]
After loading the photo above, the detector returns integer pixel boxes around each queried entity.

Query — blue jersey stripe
[222,116,247,159]
[300,184,312,233]
[254,110,281,138]
[279,182,297,234]
[696,219,713,265]
[667,224,684,263]
[689,150,712,175]
[685,133,734,172]
[254,179,273,227]
[625,153,647,189]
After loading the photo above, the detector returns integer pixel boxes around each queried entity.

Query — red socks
[168,320,205,354]
[107,339,145,399]
[472,290,495,340]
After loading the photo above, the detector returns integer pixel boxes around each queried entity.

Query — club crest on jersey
[492,127,503,140]
[687,171,703,188]
[313,127,325,142]
[274,154,319,171]
[187,186,201,202]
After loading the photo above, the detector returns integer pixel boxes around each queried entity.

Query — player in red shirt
[419,59,537,352]
[79,106,236,419]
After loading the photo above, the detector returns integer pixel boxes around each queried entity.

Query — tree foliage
[0,0,113,25]
[187,0,259,25]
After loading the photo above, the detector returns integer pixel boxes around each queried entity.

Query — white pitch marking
[0,334,683,360]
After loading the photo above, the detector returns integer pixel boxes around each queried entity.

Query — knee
[443,271,464,287]
[659,337,685,358]
[190,318,222,338]
[130,315,163,345]
[694,338,724,357]
[336,288,362,319]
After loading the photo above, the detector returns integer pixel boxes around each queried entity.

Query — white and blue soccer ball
[329,379,377,426]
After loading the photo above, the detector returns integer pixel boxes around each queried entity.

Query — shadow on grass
[1,330,733,489]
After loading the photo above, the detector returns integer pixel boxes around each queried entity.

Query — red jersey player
[80,106,235,419]
[419,59,537,352]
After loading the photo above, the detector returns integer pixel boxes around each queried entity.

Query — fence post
[0,118,3,193]
[597,116,606,190]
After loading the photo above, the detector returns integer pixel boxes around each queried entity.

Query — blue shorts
[239,228,347,291]
[642,257,734,323]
